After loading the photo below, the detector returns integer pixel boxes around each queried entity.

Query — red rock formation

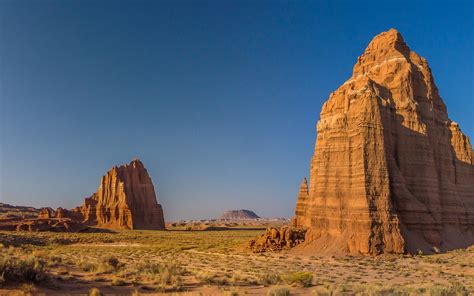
[293,178,309,227]
[73,159,166,230]
[35,159,166,230]
[294,29,474,254]
[1,159,165,232]
[0,217,89,232]
[38,207,54,219]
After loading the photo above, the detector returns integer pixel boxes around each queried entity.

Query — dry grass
[0,248,49,285]
[0,230,472,294]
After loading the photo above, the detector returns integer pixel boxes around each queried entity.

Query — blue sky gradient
[1,0,472,220]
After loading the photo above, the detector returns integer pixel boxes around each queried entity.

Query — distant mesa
[292,29,474,255]
[220,209,260,220]
[0,159,166,232]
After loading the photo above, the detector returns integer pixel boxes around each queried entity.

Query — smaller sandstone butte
[220,209,260,220]
[1,159,166,232]
[73,159,166,230]
[39,159,166,230]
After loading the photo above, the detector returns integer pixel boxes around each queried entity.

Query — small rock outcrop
[38,207,55,219]
[0,217,89,232]
[293,29,474,254]
[0,203,40,219]
[248,226,306,253]
[220,209,260,220]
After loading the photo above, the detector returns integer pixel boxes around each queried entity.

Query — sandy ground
[0,230,473,295]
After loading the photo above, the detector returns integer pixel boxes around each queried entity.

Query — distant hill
[0,202,40,219]
[220,209,260,220]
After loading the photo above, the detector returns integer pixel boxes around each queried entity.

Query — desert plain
[0,225,473,295]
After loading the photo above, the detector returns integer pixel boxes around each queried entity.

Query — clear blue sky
[1,1,472,221]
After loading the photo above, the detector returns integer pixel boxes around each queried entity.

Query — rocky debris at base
[248,226,306,253]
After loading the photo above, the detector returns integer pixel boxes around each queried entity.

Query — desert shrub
[282,271,313,287]
[267,286,290,296]
[137,261,184,291]
[78,260,98,273]
[224,289,239,296]
[196,271,229,285]
[111,278,126,286]
[363,285,406,296]
[137,261,162,275]
[89,287,104,296]
[104,256,120,269]
[424,282,469,296]
[46,255,62,267]
[99,256,123,273]
[0,253,49,285]
[158,264,183,286]
[327,282,470,296]
[196,271,218,284]
[258,272,281,286]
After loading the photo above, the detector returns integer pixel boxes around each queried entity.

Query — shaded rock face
[294,29,474,255]
[248,226,306,253]
[220,209,260,220]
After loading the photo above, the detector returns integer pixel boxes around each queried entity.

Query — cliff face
[294,29,474,254]
[75,159,165,230]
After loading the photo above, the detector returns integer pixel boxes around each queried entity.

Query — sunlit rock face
[294,29,474,255]
[75,159,166,230]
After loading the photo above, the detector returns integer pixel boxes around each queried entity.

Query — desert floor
[0,229,472,295]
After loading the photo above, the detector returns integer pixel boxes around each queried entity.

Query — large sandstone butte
[293,29,474,255]
[40,159,166,230]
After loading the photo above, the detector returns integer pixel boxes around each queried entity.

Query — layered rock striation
[294,29,474,254]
